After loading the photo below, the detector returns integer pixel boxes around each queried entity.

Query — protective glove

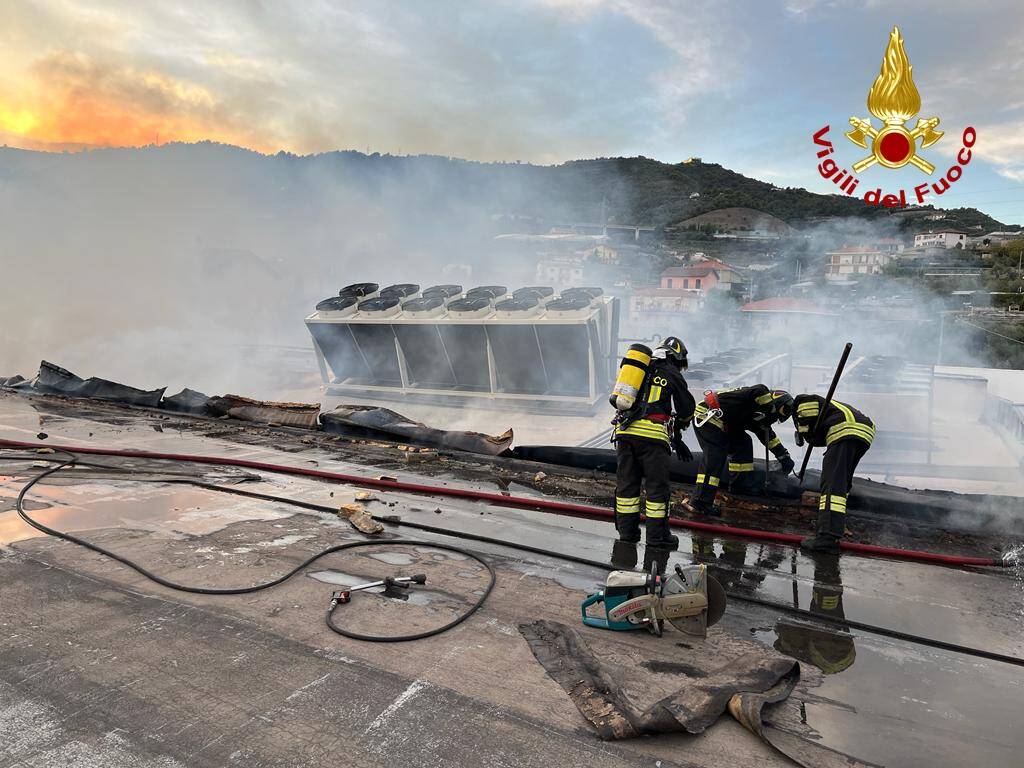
[672,436,693,462]
[776,453,796,475]
[794,430,804,447]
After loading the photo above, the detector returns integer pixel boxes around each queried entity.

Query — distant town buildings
[914,230,967,249]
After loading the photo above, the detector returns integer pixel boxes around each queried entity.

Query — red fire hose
[0,438,1007,568]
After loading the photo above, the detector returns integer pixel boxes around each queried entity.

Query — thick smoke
[0,143,572,399]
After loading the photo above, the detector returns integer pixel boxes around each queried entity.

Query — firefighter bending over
[792,395,875,553]
[691,386,795,516]
[613,337,695,550]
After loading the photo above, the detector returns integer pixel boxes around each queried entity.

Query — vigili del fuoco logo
[812,26,976,209]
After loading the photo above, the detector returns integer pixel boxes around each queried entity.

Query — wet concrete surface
[2,392,1024,766]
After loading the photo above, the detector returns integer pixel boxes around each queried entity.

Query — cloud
[0,0,734,160]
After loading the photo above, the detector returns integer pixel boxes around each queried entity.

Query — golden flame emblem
[845,27,943,174]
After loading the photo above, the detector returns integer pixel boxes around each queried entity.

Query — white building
[914,230,967,249]
[824,246,895,279]
[535,256,584,288]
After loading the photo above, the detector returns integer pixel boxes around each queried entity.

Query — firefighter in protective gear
[614,336,695,550]
[691,386,795,516]
[792,395,874,553]
[774,553,856,674]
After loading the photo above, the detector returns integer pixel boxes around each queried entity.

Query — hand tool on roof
[580,562,726,638]
[330,574,427,606]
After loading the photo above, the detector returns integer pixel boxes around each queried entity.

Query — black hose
[9,451,495,642]
[5,451,1023,666]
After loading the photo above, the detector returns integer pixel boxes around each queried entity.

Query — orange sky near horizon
[0,51,282,154]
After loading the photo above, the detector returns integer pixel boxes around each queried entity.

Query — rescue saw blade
[705,575,727,628]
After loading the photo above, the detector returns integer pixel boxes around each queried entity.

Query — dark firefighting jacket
[694,384,791,459]
[793,395,875,447]
[615,359,695,445]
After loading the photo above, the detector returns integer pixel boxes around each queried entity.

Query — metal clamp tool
[330,574,427,607]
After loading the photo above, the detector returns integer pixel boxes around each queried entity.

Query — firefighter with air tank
[609,337,695,550]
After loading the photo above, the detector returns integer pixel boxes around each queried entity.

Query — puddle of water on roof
[367,551,414,566]
[0,479,294,544]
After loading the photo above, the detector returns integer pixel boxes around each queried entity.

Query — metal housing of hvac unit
[305,284,620,411]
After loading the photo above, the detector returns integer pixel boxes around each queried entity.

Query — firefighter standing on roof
[690,386,796,516]
[612,337,695,550]
[792,395,875,553]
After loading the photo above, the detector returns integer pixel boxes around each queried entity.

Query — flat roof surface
[1,393,1022,767]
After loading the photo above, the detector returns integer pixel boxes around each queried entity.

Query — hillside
[674,207,795,234]
[0,143,1013,236]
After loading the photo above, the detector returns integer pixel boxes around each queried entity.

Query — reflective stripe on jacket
[794,396,875,447]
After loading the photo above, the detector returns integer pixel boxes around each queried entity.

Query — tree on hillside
[982,239,1024,308]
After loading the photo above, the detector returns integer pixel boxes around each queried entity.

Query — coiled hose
[7,451,495,643]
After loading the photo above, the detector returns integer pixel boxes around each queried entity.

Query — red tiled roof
[694,258,738,271]
[826,246,882,254]
[740,298,835,315]
[661,265,719,278]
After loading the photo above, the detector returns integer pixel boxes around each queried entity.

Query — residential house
[824,246,896,280]
[628,287,703,324]
[740,298,839,336]
[660,259,744,292]
[535,256,584,288]
[914,230,968,249]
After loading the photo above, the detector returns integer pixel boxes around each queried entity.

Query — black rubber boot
[800,532,840,554]
[800,507,843,554]
[614,512,641,543]
[645,516,679,550]
[691,499,721,517]
[611,540,639,569]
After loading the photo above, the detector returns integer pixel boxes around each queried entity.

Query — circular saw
[581,563,727,638]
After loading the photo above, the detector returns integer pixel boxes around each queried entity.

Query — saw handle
[581,592,610,629]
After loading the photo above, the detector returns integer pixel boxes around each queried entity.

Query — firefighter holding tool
[690,386,795,516]
[792,395,875,553]
[610,337,695,550]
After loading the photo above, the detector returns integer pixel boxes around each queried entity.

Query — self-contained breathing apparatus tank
[609,343,652,411]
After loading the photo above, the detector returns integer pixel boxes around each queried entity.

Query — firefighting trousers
[615,436,671,520]
[817,438,869,536]
[693,426,760,506]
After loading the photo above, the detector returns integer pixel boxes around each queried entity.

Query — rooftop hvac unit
[315,295,359,318]
[545,296,593,319]
[305,282,620,412]
[561,287,603,307]
[358,297,402,317]
[447,297,493,319]
[513,286,555,304]
[423,284,463,300]
[380,283,420,301]
[340,282,379,299]
[402,296,446,318]
[494,297,541,319]
[465,285,507,303]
